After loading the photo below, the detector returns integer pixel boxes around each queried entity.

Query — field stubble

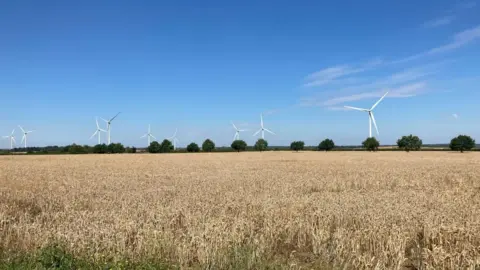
[1,152,480,269]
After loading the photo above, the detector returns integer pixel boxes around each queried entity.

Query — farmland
[1,152,480,269]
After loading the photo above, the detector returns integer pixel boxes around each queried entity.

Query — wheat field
[1,152,480,269]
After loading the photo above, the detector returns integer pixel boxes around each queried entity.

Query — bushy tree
[67,144,87,154]
[148,141,161,153]
[202,139,215,152]
[231,140,247,152]
[397,135,422,152]
[290,141,305,152]
[254,139,268,152]
[318,139,335,151]
[107,143,125,154]
[450,135,475,153]
[187,142,200,152]
[159,139,174,153]
[362,137,380,152]
[93,144,108,154]
[125,147,137,153]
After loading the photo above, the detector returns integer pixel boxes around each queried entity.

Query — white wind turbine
[101,112,120,144]
[231,121,247,141]
[253,113,275,139]
[141,124,156,145]
[344,91,389,138]
[3,129,16,149]
[18,126,34,148]
[168,129,179,150]
[90,117,107,144]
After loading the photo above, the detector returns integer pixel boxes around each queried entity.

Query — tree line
[1,134,476,155]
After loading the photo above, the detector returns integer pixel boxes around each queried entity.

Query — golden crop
[1,152,480,269]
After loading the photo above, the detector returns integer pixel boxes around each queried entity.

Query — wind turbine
[101,112,120,144]
[2,129,16,149]
[231,121,247,141]
[90,117,107,144]
[253,114,275,139]
[344,91,389,138]
[141,124,156,145]
[168,129,179,150]
[18,126,34,148]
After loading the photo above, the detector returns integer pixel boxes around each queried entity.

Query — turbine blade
[370,91,389,110]
[110,112,121,122]
[253,129,261,136]
[96,117,100,129]
[18,125,25,133]
[140,134,147,138]
[12,137,16,143]
[90,130,98,139]
[344,106,369,112]
[99,129,107,132]
[370,112,379,135]
[21,135,25,143]
[264,128,276,135]
[231,121,238,131]
[233,133,237,141]
[100,117,108,123]
[260,114,264,128]
[11,129,15,135]
[2,136,8,139]
[150,134,156,139]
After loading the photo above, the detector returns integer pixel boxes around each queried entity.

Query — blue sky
[0,0,479,147]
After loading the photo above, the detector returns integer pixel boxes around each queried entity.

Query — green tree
[148,141,161,153]
[93,144,108,154]
[254,139,268,152]
[107,143,125,154]
[67,144,87,154]
[231,140,247,152]
[318,139,335,151]
[290,141,305,152]
[362,137,380,152]
[125,147,137,153]
[397,134,422,152]
[160,139,174,153]
[449,135,476,153]
[202,139,215,152]
[186,142,200,152]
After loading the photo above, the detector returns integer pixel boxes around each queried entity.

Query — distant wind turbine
[140,124,156,145]
[231,121,247,141]
[168,129,179,150]
[90,117,107,144]
[2,129,16,149]
[101,112,120,144]
[253,113,275,139]
[344,91,388,138]
[18,125,34,148]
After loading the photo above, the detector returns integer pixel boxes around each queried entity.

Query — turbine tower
[231,121,247,141]
[18,126,34,148]
[168,129,179,150]
[101,112,120,144]
[90,117,107,144]
[253,114,275,139]
[344,91,388,138]
[2,129,16,149]
[140,124,156,145]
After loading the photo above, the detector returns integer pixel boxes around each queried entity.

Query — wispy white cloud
[452,113,459,119]
[304,58,383,87]
[393,25,480,64]
[422,16,455,29]
[458,1,476,9]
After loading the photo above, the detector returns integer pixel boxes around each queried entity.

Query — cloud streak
[304,58,382,87]
[422,16,455,28]
[393,25,480,64]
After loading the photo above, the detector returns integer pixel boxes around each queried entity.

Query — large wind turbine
[344,92,388,138]
[90,117,107,144]
[18,126,34,148]
[101,112,120,144]
[2,129,16,149]
[168,129,179,150]
[253,114,275,139]
[231,121,247,141]
[140,124,156,145]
